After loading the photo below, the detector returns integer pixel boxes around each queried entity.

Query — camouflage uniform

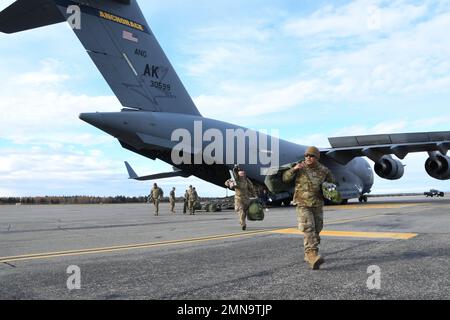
[193,189,199,206]
[283,162,334,255]
[150,186,163,215]
[169,189,176,213]
[187,187,198,215]
[225,176,255,229]
[183,190,188,214]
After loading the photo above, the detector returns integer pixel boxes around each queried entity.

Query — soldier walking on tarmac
[282,146,335,270]
[225,166,255,231]
[150,183,163,216]
[187,185,198,215]
[183,189,188,214]
[169,187,176,213]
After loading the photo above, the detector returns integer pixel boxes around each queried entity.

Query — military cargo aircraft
[1,0,449,205]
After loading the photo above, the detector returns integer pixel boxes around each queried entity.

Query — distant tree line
[0,196,149,205]
[0,195,227,205]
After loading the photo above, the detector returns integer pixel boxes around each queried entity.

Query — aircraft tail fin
[0,0,202,116]
[0,0,65,34]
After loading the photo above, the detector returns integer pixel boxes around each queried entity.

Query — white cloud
[0,59,133,196]
[301,9,450,99]
[6,132,115,147]
[331,120,410,137]
[182,20,278,79]
[0,148,117,181]
[11,59,70,87]
[0,142,229,197]
[0,147,180,197]
[189,1,450,120]
[0,60,120,142]
[283,1,427,39]
[195,79,320,118]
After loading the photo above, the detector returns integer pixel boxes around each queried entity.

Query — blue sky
[1,0,450,197]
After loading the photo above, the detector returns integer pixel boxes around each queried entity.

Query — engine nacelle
[425,154,450,180]
[374,156,404,180]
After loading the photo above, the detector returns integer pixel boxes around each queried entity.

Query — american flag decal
[122,30,138,43]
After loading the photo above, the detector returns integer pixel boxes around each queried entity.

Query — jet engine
[374,156,404,180]
[425,153,450,180]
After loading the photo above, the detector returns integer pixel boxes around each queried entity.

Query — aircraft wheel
[359,195,368,203]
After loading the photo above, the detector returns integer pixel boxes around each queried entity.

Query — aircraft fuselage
[80,110,374,200]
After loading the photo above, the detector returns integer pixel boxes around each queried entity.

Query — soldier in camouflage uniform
[187,185,198,215]
[183,189,188,214]
[193,187,199,209]
[283,146,335,270]
[169,187,176,213]
[150,183,163,216]
[225,168,255,231]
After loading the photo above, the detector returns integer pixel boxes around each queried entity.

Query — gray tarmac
[0,195,449,300]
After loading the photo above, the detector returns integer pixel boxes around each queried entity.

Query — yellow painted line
[0,229,276,264]
[326,203,417,210]
[270,228,418,240]
[0,214,418,264]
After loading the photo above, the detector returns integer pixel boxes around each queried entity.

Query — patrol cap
[304,146,320,159]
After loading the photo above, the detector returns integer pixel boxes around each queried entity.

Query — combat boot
[316,249,325,264]
[306,250,323,270]
[304,252,324,263]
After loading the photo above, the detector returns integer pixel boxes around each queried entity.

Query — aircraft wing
[324,131,450,165]
[124,161,190,181]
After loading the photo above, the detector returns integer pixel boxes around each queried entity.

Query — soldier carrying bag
[303,165,342,205]
[247,199,265,221]
[322,182,342,204]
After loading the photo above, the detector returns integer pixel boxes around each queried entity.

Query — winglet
[124,161,139,179]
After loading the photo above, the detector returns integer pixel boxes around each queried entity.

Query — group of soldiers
[225,146,334,270]
[150,145,335,270]
[149,183,199,216]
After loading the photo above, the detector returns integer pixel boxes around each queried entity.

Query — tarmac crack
[0,218,223,234]
[3,262,16,268]
[159,265,281,299]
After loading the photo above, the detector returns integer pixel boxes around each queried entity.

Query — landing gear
[358,195,368,203]
[268,197,292,207]
[270,199,283,207]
